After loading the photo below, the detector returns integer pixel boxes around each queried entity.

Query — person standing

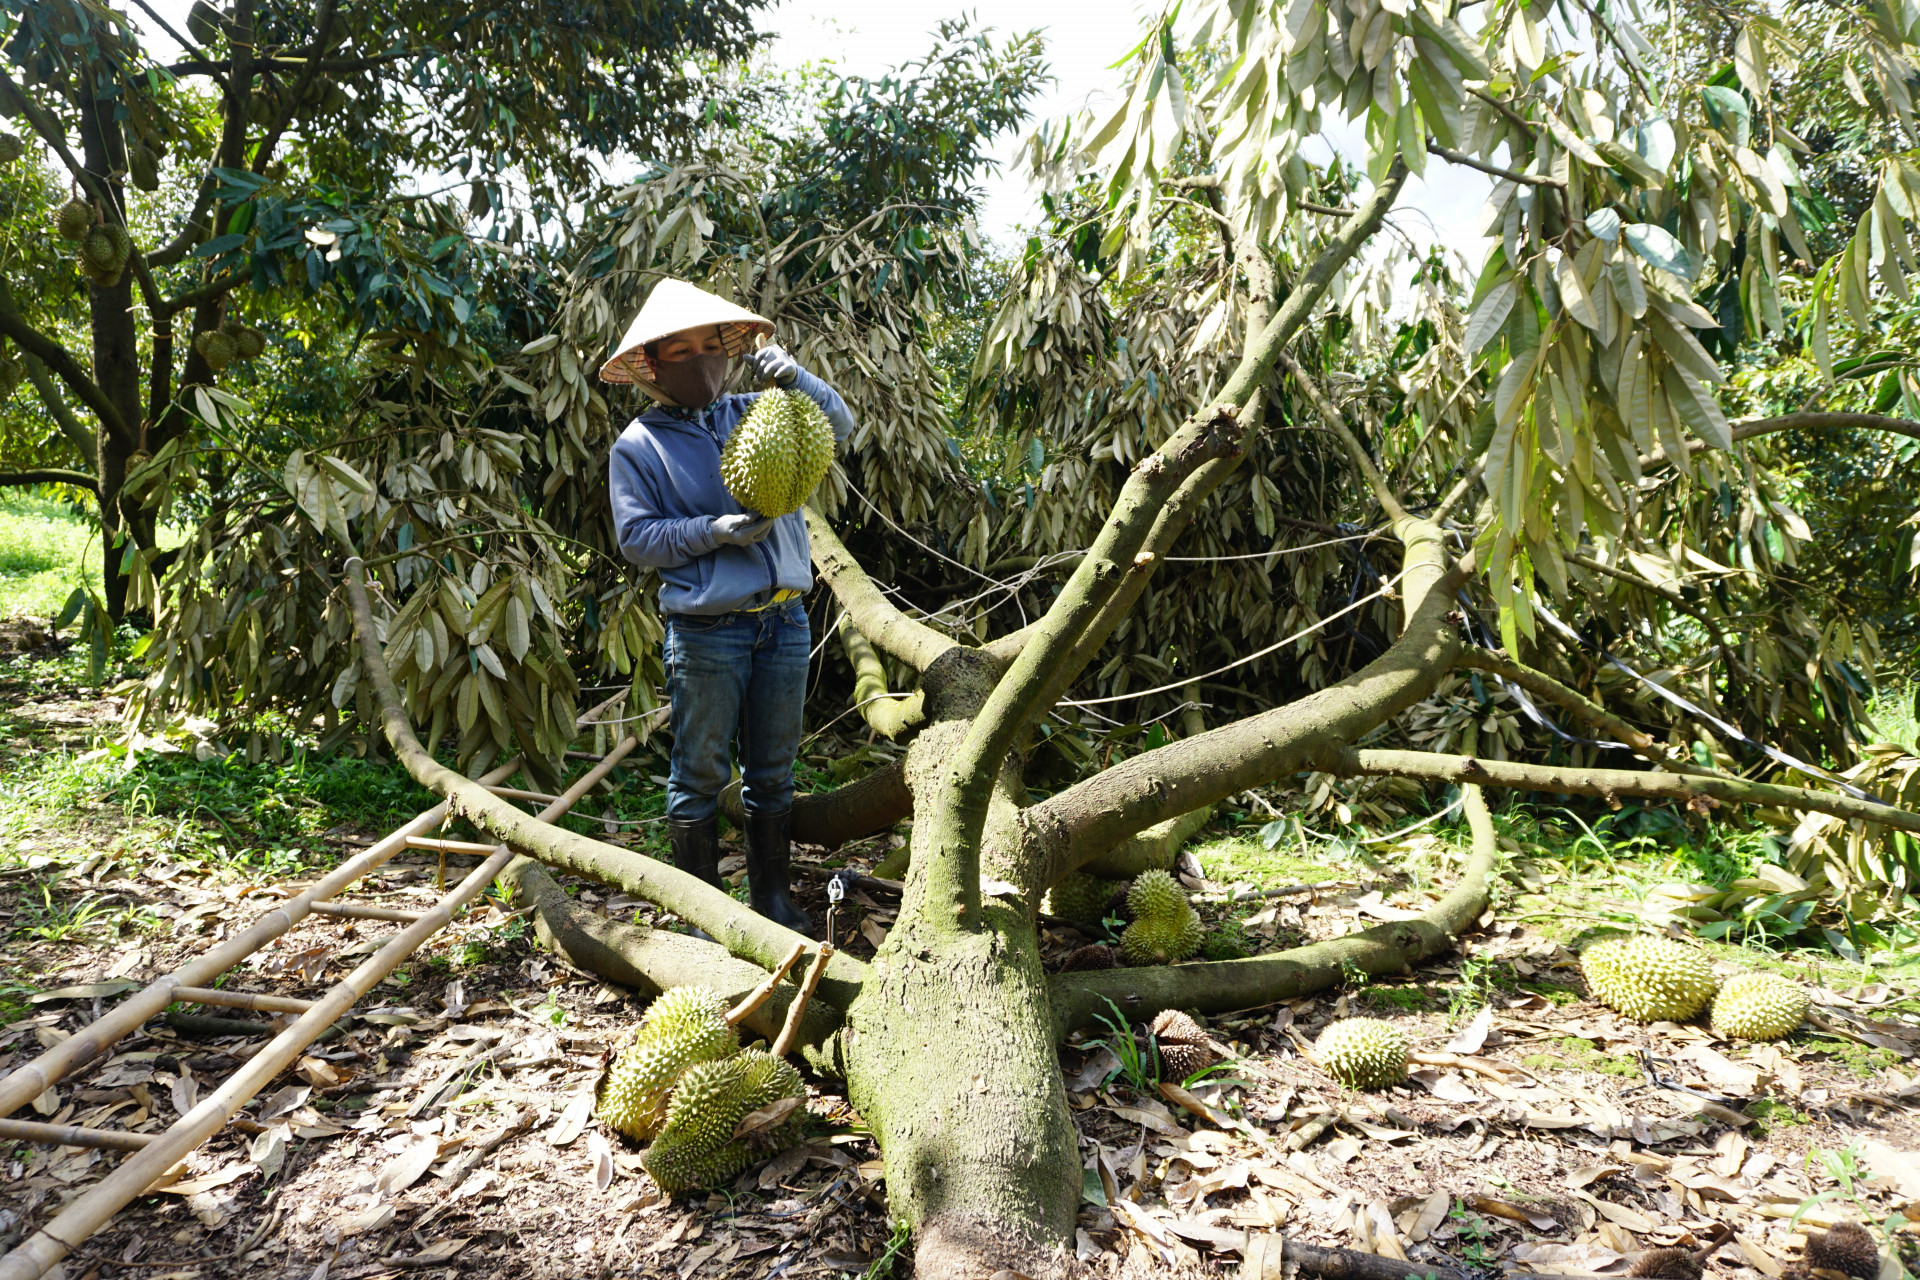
[601,281,854,938]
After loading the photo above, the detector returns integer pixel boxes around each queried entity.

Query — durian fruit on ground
[1580,935,1717,1023]
[1314,1017,1409,1089]
[1805,1223,1880,1279]
[1709,972,1808,1041]
[641,1048,806,1196]
[1042,871,1121,926]
[1628,1249,1702,1280]
[595,985,738,1141]
[1150,1009,1216,1082]
[719,387,835,518]
[1118,869,1205,965]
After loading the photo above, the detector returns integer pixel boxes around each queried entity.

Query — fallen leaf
[342,1204,394,1236]
[1589,1199,1655,1233]
[590,1131,615,1194]
[295,1057,342,1088]
[1447,1008,1495,1055]
[548,1091,593,1148]
[1857,1140,1920,1200]
[248,1124,289,1178]
[257,1084,311,1122]
[733,1095,801,1139]
[1405,1191,1450,1242]
[157,1163,252,1196]
[377,1136,441,1194]
[401,1238,469,1264]
[169,1071,198,1117]
[1111,1105,1186,1137]
[31,980,141,1003]
[1469,1194,1559,1231]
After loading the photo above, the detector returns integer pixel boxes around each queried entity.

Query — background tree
[0,0,763,630]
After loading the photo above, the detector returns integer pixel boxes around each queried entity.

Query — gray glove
[742,344,801,388]
[710,513,776,546]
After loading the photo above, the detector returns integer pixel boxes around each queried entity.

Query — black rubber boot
[666,816,722,940]
[745,808,815,937]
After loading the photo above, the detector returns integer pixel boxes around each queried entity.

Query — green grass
[1868,682,1919,751]
[0,493,100,620]
[1519,1036,1639,1078]
[1191,835,1341,888]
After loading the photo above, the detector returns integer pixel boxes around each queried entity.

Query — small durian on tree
[195,329,238,373]
[595,985,738,1141]
[0,133,22,164]
[719,387,835,518]
[1314,1017,1409,1089]
[55,198,92,242]
[1118,869,1204,965]
[1708,972,1808,1042]
[640,1048,806,1196]
[1579,935,1717,1023]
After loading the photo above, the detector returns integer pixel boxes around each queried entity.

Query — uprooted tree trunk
[342,157,1920,1277]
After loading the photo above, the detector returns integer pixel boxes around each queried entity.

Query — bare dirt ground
[3,669,1918,1280]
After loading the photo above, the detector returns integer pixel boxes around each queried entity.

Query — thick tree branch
[1341,749,1920,835]
[1027,549,1470,885]
[0,469,100,495]
[720,760,912,849]
[1643,411,1920,468]
[806,508,958,672]
[1077,806,1214,880]
[1049,784,1496,1035]
[341,557,869,1004]
[21,355,96,461]
[0,279,133,444]
[837,611,927,740]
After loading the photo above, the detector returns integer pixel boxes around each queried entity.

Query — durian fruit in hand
[1118,869,1204,965]
[1805,1223,1880,1279]
[1314,1016,1409,1089]
[1041,871,1120,926]
[1709,972,1808,1041]
[595,985,738,1141]
[1150,1009,1216,1082]
[641,1048,806,1196]
[1579,935,1717,1023]
[719,387,836,518]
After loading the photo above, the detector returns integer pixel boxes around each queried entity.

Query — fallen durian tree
[331,0,1920,1270]
[340,168,1920,1276]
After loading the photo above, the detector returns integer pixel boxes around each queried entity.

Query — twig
[1426,141,1566,188]
[772,943,834,1058]
[726,942,808,1027]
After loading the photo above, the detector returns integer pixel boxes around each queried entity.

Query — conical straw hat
[598,279,773,384]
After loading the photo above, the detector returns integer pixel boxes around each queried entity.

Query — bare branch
[0,469,100,494]
[1426,141,1566,189]
[0,278,133,444]
[1341,749,1920,836]
[1277,351,1408,522]
[21,355,96,460]
[1643,411,1920,468]
[836,611,927,740]
[1454,647,1703,774]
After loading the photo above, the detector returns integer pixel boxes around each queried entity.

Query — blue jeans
[663,603,810,823]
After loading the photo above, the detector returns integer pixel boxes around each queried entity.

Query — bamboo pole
[404,837,500,856]
[0,1119,155,1152]
[0,737,638,1280]
[771,943,834,1059]
[0,758,522,1122]
[724,942,807,1028]
[171,987,314,1015]
[309,901,424,923]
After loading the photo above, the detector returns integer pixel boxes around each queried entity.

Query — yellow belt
[744,588,802,613]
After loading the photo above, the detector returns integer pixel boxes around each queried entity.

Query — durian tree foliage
[0,0,762,631]
[328,0,1920,1273]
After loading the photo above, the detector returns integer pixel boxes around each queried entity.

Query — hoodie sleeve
[609,432,719,569]
[788,366,858,443]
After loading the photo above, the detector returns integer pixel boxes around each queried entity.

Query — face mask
[650,351,729,409]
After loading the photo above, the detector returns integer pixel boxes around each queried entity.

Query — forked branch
[807,508,957,672]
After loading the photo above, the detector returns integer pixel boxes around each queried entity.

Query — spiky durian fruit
[1042,871,1120,926]
[80,224,130,276]
[595,986,738,1141]
[1118,869,1204,966]
[186,0,226,45]
[1315,1017,1409,1090]
[641,1048,805,1196]
[55,199,92,242]
[233,326,267,360]
[128,141,160,192]
[1709,972,1808,1042]
[1580,935,1717,1023]
[1806,1224,1880,1279]
[1629,1249,1703,1280]
[0,133,22,164]
[195,329,238,372]
[1057,943,1115,972]
[1150,1009,1215,1082]
[719,387,835,518]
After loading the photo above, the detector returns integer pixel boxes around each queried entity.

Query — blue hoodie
[609,367,856,616]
